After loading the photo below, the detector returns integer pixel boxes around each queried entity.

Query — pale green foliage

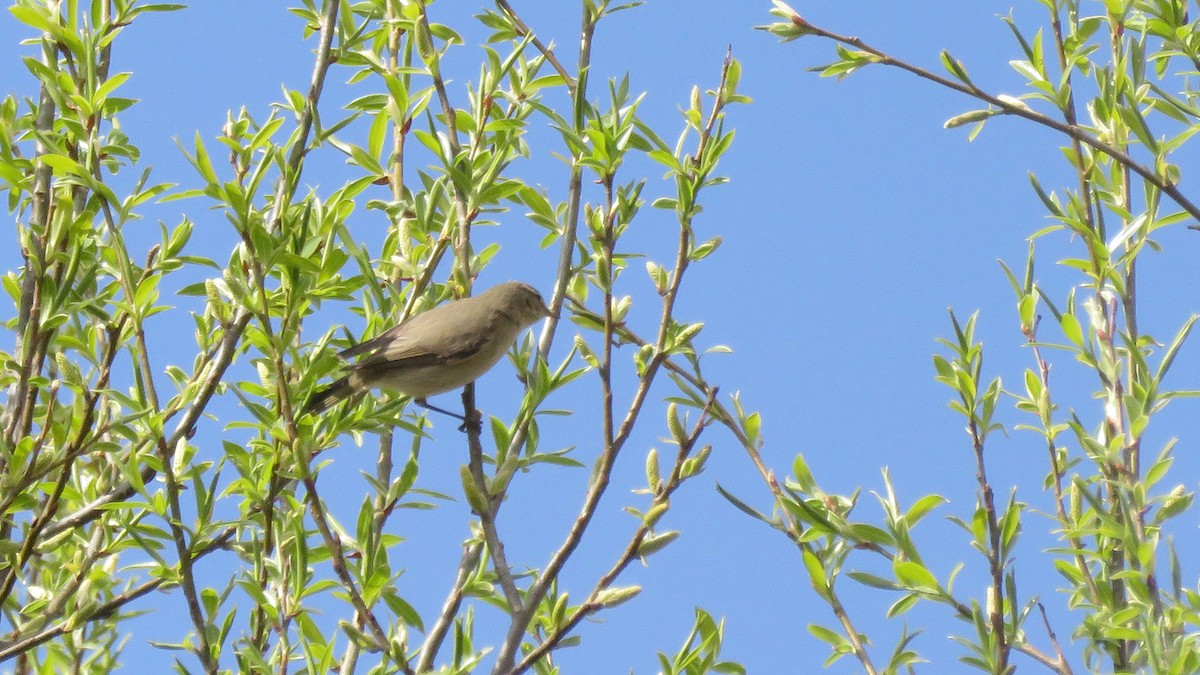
[0,1,748,673]
[742,1,1200,673]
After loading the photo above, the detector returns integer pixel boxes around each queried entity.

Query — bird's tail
[303,375,354,415]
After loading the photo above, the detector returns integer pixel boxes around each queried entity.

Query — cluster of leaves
[13,0,1198,673]
[0,0,757,673]
[747,0,1200,672]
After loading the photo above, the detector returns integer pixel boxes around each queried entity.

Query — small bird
[304,281,551,418]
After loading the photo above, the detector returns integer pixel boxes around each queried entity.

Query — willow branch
[781,13,1200,223]
[494,0,575,92]
[0,527,236,662]
[513,394,716,673]
[416,542,484,671]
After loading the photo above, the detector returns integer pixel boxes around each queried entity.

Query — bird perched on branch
[304,281,551,419]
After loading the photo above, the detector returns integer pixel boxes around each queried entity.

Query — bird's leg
[413,397,464,421]
[414,398,482,433]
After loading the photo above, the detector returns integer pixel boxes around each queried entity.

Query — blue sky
[3,1,1199,673]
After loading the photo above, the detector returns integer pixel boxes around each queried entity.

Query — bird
[304,281,551,419]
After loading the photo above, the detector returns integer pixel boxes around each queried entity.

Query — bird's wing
[338,321,407,360]
[340,301,490,366]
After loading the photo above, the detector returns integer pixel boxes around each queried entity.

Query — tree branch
[780,13,1200,224]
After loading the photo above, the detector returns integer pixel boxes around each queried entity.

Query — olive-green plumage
[305,282,550,414]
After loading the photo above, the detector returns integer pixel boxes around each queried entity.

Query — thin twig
[416,542,484,671]
[534,9,594,361]
[464,386,524,613]
[494,0,576,93]
[967,414,1009,671]
[301,473,399,661]
[42,310,253,539]
[784,13,1200,224]
[1,1,59,453]
[415,0,528,625]
[585,304,1068,671]
[155,433,217,672]
[1037,602,1074,675]
[495,51,736,673]
[416,0,474,285]
[270,0,341,227]
[1025,318,1102,606]
[0,527,236,662]
[513,393,717,673]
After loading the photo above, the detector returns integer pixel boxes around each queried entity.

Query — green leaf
[688,236,722,262]
[847,571,899,590]
[791,454,815,492]
[802,549,830,599]
[940,50,972,84]
[807,623,848,648]
[894,560,940,592]
[1060,312,1084,346]
[848,523,894,547]
[715,483,769,523]
[39,153,84,175]
[742,411,761,443]
[886,592,920,618]
[905,494,947,525]
[382,593,425,631]
[1009,58,1044,82]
